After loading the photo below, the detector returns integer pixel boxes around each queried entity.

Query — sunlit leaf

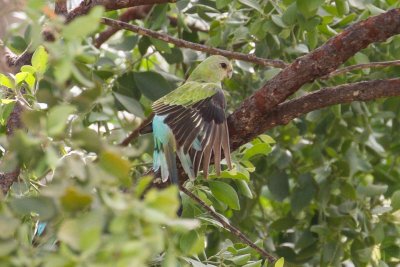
[209,181,240,210]
[32,45,49,75]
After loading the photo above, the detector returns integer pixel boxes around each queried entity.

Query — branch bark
[100,17,288,68]
[228,8,400,149]
[94,5,153,48]
[254,79,400,143]
[67,0,176,22]
[180,186,276,262]
[55,0,68,15]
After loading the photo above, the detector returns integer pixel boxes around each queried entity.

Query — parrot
[151,55,233,184]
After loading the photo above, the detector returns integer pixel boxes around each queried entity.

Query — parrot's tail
[152,115,179,184]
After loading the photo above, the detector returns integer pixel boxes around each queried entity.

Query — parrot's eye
[220,62,227,69]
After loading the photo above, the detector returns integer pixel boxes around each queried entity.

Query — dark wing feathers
[152,90,231,178]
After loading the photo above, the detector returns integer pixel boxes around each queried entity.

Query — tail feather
[164,143,178,184]
[153,115,179,184]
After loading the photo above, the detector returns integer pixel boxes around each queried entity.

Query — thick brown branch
[324,60,400,78]
[67,0,175,22]
[180,186,276,263]
[228,8,400,149]
[94,5,153,48]
[100,17,288,68]
[257,79,400,139]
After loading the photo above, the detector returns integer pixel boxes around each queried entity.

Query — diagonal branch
[228,8,400,149]
[94,5,153,48]
[180,186,276,262]
[67,0,176,22]
[100,17,288,68]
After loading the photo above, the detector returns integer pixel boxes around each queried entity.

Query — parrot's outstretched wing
[152,82,232,179]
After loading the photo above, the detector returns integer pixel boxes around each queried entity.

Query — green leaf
[99,150,131,186]
[0,216,20,239]
[228,254,251,265]
[150,38,172,54]
[161,47,184,64]
[392,190,400,211]
[0,74,14,89]
[21,65,37,74]
[282,3,298,26]
[113,72,141,100]
[238,0,263,13]
[297,0,324,18]
[236,180,253,199]
[10,196,57,220]
[267,171,289,201]
[243,260,262,267]
[62,6,104,40]
[32,45,49,75]
[145,187,180,218]
[47,104,75,137]
[209,166,250,181]
[209,181,240,210]
[271,15,288,28]
[335,0,349,16]
[54,58,72,84]
[60,186,93,212]
[15,72,35,91]
[290,174,317,214]
[113,92,145,118]
[274,257,285,267]
[58,211,104,251]
[180,230,205,255]
[0,240,18,257]
[134,71,173,101]
[357,184,388,197]
[243,143,272,160]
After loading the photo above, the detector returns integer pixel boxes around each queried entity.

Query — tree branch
[94,7,208,48]
[67,0,176,22]
[228,8,400,149]
[252,78,400,143]
[55,0,68,15]
[0,101,25,194]
[179,186,276,263]
[324,60,400,79]
[94,5,153,48]
[100,17,288,68]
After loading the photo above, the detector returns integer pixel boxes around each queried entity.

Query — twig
[179,185,276,263]
[94,5,153,48]
[120,113,154,146]
[67,0,176,22]
[100,17,288,68]
[94,8,208,48]
[55,0,68,15]
[323,60,400,79]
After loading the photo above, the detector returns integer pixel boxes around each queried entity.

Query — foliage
[1,0,400,266]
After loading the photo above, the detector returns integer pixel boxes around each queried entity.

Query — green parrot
[151,55,233,184]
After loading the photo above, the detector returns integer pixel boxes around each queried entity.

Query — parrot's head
[187,55,233,83]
